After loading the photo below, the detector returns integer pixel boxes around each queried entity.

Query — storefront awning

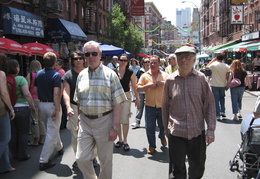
[227,41,252,52]
[247,42,260,51]
[2,5,44,38]
[47,18,87,41]
[208,40,238,53]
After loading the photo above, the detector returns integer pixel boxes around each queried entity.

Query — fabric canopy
[47,18,87,41]
[2,5,44,38]
[247,42,260,51]
[100,44,124,56]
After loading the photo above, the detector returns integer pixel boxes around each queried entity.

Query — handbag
[227,72,241,89]
[0,96,7,117]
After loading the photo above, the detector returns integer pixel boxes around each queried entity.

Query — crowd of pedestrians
[0,41,256,178]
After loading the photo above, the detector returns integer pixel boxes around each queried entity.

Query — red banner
[131,0,144,16]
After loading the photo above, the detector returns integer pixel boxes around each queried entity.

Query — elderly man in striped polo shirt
[74,41,126,179]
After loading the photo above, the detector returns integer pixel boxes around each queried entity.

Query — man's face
[84,45,102,70]
[112,58,118,63]
[150,57,160,72]
[176,53,195,71]
[72,54,85,68]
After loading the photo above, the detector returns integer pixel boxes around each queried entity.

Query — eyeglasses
[176,54,194,60]
[73,57,84,60]
[119,59,128,62]
[143,61,150,64]
[85,52,98,57]
[168,58,175,60]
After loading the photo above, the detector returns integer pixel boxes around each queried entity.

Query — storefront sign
[131,0,145,16]
[231,5,244,25]
[2,5,44,38]
[242,31,260,41]
[230,0,248,4]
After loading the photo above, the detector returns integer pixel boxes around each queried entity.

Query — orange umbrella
[23,42,60,58]
[0,37,30,56]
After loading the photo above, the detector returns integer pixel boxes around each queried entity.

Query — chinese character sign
[231,5,244,25]
[2,5,44,38]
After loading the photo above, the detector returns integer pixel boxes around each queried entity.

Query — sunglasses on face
[119,59,128,62]
[73,57,84,60]
[85,52,98,57]
[176,54,194,60]
[143,61,150,64]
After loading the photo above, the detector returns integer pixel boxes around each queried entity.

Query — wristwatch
[111,126,118,131]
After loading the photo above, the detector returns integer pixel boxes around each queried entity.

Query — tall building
[176,7,191,43]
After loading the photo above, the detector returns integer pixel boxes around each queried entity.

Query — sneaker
[160,137,167,147]
[220,113,226,117]
[147,147,155,154]
[39,161,56,170]
[57,147,64,155]
[72,161,78,168]
[93,158,99,168]
[216,116,221,121]
[131,120,140,129]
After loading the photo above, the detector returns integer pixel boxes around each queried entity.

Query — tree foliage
[105,4,144,55]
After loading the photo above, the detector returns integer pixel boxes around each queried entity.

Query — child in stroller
[230,109,260,179]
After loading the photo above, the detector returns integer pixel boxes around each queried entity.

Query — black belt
[39,100,54,102]
[84,110,113,120]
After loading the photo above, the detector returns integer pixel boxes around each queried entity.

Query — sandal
[115,141,123,148]
[123,143,130,151]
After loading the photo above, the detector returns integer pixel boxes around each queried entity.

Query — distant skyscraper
[176,7,191,43]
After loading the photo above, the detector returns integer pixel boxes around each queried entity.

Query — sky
[144,0,201,25]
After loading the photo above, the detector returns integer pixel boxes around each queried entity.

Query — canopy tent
[100,43,125,56]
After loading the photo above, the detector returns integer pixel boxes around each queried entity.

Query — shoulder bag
[227,72,241,89]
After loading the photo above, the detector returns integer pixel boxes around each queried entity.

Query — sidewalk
[245,89,260,97]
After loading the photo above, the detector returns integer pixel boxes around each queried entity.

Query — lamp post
[182,1,201,54]
[147,34,160,55]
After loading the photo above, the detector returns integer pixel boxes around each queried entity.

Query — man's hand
[147,82,157,89]
[156,81,164,86]
[51,110,60,121]
[206,135,215,146]
[67,107,74,117]
[108,128,117,141]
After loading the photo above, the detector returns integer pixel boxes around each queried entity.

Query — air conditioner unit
[57,4,63,11]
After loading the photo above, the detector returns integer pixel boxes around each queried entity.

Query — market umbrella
[23,42,60,58]
[0,37,30,56]
[138,53,150,58]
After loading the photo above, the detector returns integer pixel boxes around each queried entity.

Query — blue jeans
[145,106,165,148]
[211,86,226,117]
[230,87,245,114]
[136,93,145,120]
[9,106,31,159]
[0,112,13,172]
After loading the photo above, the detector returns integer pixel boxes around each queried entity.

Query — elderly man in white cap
[162,45,216,179]
[107,56,119,69]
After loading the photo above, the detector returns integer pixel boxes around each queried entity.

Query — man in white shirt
[107,56,119,69]
[206,54,230,120]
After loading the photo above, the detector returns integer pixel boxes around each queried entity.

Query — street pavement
[0,89,259,179]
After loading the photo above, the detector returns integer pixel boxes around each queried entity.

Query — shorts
[120,91,132,124]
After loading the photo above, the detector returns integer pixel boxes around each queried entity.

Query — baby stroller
[229,113,260,179]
